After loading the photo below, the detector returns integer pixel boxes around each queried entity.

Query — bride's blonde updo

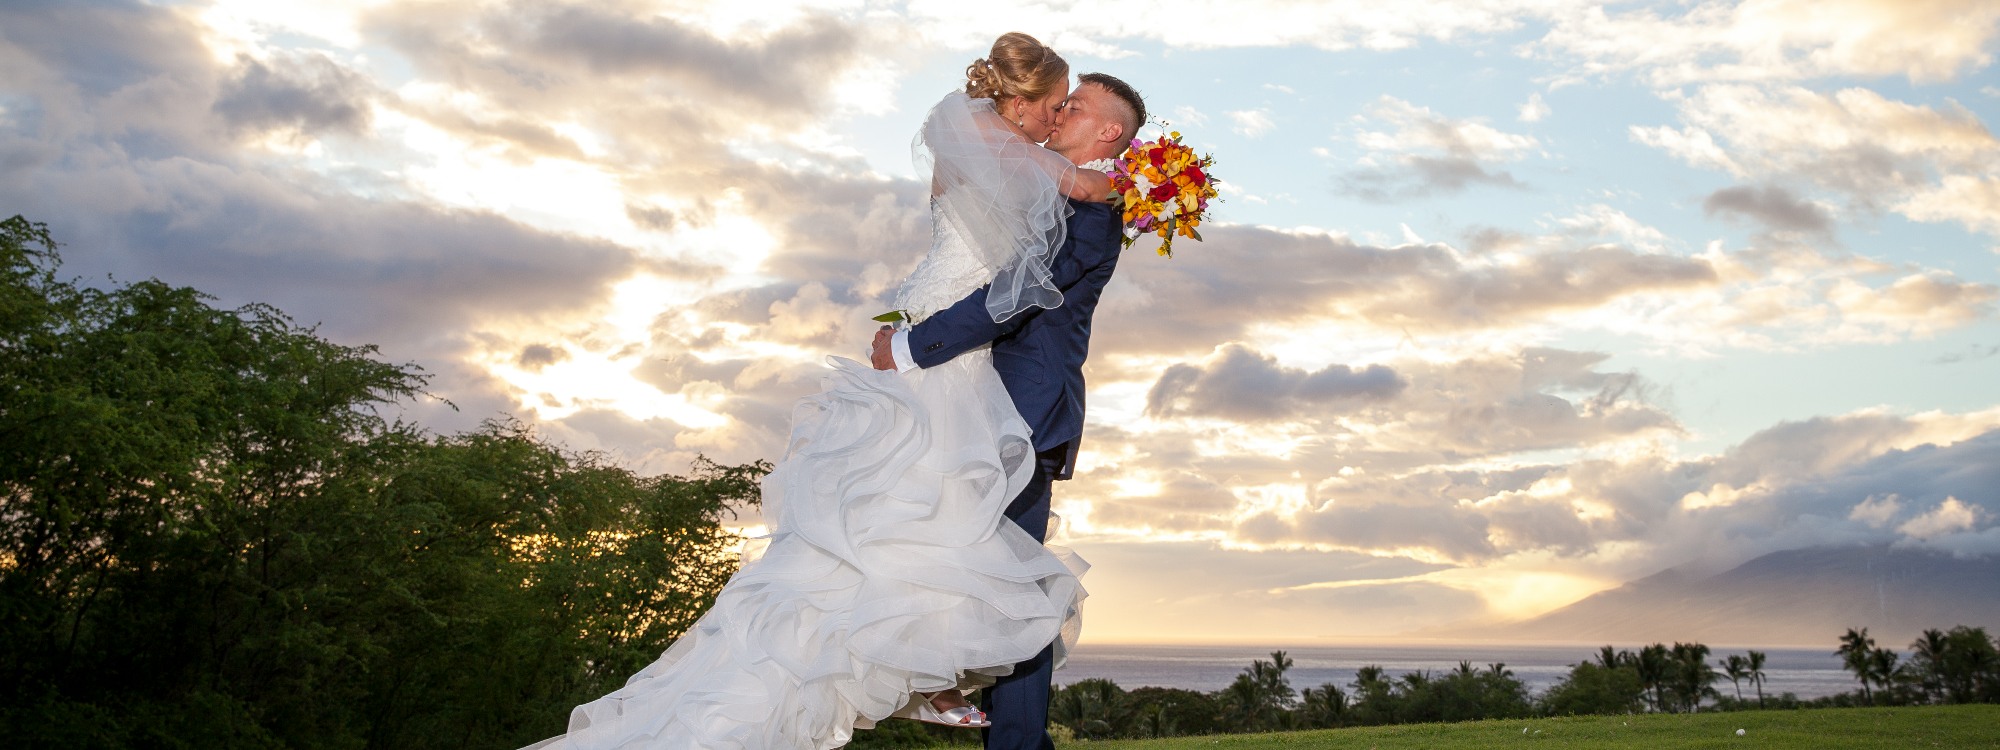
[963,32,1068,104]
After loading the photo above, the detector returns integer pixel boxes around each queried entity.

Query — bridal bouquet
[1110,131,1219,258]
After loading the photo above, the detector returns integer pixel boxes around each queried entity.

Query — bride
[527,32,1117,749]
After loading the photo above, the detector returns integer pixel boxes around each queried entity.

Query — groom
[871,72,1146,750]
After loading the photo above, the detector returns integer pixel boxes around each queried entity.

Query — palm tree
[1298,683,1347,728]
[1867,647,1901,705]
[1635,644,1671,712]
[1746,650,1768,708]
[1669,642,1716,712]
[1911,628,1949,704]
[1720,654,1748,702]
[1837,627,1876,703]
[1596,645,1623,670]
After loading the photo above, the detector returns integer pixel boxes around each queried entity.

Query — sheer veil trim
[913,91,1076,324]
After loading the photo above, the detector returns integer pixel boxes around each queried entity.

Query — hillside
[1474,546,2000,646]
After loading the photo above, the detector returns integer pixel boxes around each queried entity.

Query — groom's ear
[1101,120,1124,146]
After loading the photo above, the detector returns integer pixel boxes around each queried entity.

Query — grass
[1071,705,2000,749]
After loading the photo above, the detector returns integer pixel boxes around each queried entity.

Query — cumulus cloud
[213,51,376,139]
[1533,0,2000,85]
[1517,92,1551,122]
[1635,84,2000,235]
[1145,344,1405,421]
[902,0,1580,52]
[1339,96,1538,201]
[1703,184,1835,235]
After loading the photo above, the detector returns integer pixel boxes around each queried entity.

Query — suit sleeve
[907,203,1120,369]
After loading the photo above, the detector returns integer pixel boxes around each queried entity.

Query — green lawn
[1071,705,2000,749]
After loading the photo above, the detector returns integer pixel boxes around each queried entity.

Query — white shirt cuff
[890,330,919,373]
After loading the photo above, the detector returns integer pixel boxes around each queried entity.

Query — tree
[1051,678,1125,739]
[1745,650,1768,708]
[1866,647,1903,705]
[1911,629,1950,704]
[1297,682,1348,728]
[1634,644,1671,712]
[1837,628,1877,704]
[0,217,767,748]
[1668,642,1717,712]
[1720,654,1748,702]
[1347,665,1397,726]
[1121,686,1216,737]
[1541,660,1645,716]
[1217,651,1296,732]
[1937,626,1998,704]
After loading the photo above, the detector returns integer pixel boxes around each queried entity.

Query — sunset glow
[6,0,1999,643]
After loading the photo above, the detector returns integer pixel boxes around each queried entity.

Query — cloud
[1145,344,1405,420]
[1898,496,1988,540]
[213,51,376,139]
[1228,108,1274,137]
[1533,0,2000,85]
[1338,96,1538,201]
[1634,84,2000,235]
[1702,184,1835,235]
[1517,92,1550,122]
[902,0,1579,52]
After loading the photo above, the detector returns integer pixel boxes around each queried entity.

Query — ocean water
[1054,642,1861,700]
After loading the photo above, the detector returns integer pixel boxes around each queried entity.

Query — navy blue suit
[905,199,1123,749]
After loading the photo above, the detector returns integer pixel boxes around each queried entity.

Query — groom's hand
[870,326,896,370]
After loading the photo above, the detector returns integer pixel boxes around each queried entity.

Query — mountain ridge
[1441,545,2000,647]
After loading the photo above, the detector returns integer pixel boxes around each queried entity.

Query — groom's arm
[890,203,1120,370]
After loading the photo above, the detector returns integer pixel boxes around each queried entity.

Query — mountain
[1470,546,2000,647]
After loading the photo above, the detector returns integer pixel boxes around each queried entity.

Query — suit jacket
[907,199,1124,479]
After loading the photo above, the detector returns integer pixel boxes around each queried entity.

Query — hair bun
[963,57,1002,100]
[962,33,1067,104]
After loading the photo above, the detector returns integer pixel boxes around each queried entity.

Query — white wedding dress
[526,92,1089,750]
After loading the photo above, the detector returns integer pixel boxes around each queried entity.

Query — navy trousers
[980,447,1065,750]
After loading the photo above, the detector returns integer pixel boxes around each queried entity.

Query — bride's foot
[891,690,989,728]
[929,690,972,713]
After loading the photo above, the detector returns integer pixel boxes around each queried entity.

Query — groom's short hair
[1079,72,1145,142]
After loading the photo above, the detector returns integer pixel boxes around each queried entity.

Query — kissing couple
[526,31,1146,750]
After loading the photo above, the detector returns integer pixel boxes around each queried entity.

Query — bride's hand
[1065,167,1115,203]
[870,326,897,370]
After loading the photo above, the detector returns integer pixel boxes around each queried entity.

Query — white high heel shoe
[891,692,990,728]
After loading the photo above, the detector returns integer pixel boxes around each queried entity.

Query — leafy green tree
[1051,678,1125,739]
[0,216,766,748]
[1121,686,1217,737]
[1541,660,1644,716]
[1938,626,1999,704]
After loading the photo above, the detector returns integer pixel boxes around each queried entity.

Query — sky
[3,0,1998,645]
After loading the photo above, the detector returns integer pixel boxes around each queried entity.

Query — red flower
[1184,164,1205,186]
[1148,182,1178,203]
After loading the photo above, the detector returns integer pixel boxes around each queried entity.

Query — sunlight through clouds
[6,0,1999,643]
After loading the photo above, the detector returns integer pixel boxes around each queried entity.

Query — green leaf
[871,310,905,323]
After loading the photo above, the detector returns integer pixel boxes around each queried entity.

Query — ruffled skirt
[526,352,1087,749]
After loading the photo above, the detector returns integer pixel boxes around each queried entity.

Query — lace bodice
[890,199,997,324]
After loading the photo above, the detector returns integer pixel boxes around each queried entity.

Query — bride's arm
[1064,167,1114,203]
